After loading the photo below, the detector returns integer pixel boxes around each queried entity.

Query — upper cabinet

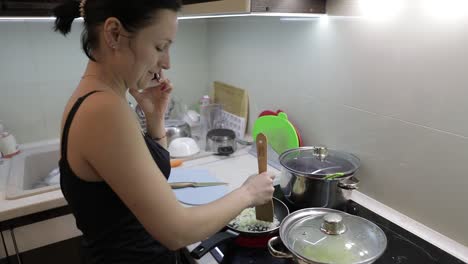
[0,0,64,16]
[0,0,326,17]
[180,0,326,17]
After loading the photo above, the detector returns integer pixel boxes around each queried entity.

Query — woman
[53,0,275,263]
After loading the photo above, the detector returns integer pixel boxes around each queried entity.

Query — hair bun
[53,1,81,36]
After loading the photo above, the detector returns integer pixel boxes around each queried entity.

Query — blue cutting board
[168,168,228,205]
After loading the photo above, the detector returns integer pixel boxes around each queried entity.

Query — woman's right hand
[241,172,275,207]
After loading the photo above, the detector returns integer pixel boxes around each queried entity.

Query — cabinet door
[0,236,82,264]
[1,214,82,263]
[0,1,65,16]
[181,0,250,16]
[183,0,221,4]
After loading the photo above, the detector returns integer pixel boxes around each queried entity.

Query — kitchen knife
[170,182,228,189]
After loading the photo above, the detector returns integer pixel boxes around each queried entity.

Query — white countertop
[0,143,466,263]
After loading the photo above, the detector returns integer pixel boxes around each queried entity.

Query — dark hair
[53,0,182,61]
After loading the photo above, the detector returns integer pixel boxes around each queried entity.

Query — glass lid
[279,147,360,178]
[281,208,387,264]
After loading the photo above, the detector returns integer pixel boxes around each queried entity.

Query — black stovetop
[209,187,464,264]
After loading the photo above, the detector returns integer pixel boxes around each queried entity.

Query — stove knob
[392,255,409,264]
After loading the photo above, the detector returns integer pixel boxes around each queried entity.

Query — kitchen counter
[0,142,467,263]
[0,139,258,223]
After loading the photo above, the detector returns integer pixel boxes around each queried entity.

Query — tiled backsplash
[0,19,209,143]
[205,14,468,245]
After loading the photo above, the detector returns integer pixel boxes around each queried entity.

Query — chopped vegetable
[229,208,279,232]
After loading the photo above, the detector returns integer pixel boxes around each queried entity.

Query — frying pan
[190,197,289,259]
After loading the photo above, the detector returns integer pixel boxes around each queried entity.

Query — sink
[5,140,61,200]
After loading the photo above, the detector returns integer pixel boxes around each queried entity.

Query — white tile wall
[206,10,468,246]
[164,19,210,111]
[0,19,209,143]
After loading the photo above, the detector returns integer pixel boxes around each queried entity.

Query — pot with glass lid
[268,208,387,264]
[279,146,360,209]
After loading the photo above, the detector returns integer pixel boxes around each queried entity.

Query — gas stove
[207,187,464,264]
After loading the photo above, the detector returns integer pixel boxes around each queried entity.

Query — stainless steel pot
[268,208,387,264]
[165,119,191,145]
[279,147,360,209]
[205,128,237,155]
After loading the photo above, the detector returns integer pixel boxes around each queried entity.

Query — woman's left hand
[129,73,173,120]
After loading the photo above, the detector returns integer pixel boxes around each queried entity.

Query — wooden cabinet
[0,206,82,264]
[181,0,250,16]
[0,0,326,17]
[0,1,65,16]
[180,0,326,17]
[0,235,82,264]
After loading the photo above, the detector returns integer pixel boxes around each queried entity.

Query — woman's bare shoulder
[65,90,142,156]
[73,91,134,126]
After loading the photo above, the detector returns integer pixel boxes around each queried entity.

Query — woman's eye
[156,47,164,52]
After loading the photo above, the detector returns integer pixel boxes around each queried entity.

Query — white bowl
[168,137,200,158]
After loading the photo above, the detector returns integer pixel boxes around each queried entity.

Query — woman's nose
[160,53,170,70]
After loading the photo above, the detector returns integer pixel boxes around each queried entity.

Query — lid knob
[313,147,328,160]
[321,213,347,235]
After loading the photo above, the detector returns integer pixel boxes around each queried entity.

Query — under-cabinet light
[0,13,325,22]
[0,17,84,21]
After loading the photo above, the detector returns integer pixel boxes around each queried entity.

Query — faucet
[128,102,147,133]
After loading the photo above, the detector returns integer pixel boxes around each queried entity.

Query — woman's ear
[103,17,123,49]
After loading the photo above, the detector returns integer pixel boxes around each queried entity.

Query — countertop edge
[0,190,67,222]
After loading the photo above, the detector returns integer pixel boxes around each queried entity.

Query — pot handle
[190,230,238,259]
[338,176,360,190]
[267,236,293,259]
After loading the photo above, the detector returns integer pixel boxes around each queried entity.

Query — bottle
[199,95,211,106]
[198,95,211,150]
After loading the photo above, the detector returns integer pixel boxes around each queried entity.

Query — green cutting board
[252,112,299,155]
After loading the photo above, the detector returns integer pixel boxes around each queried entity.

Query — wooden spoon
[255,133,274,222]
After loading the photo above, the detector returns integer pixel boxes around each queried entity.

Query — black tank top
[59,91,178,264]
